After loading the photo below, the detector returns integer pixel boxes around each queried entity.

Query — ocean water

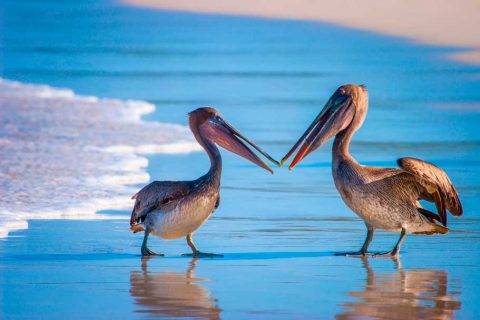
[0,78,200,237]
[1,0,479,319]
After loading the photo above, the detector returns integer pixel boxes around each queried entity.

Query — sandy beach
[125,0,480,65]
[1,0,479,319]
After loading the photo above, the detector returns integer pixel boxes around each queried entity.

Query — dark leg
[336,225,374,256]
[374,228,407,257]
[181,234,223,258]
[141,225,163,257]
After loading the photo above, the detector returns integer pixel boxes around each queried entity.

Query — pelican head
[281,84,368,170]
[189,107,279,173]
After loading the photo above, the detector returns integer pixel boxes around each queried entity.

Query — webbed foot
[373,251,399,258]
[183,234,223,258]
[141,247,164,257]
[182,252,223,258]
[373,229,406,258]
[335,251,373,257]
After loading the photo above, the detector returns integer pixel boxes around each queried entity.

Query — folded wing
[130,181,192,227]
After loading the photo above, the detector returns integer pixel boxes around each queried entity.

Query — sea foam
[0,78,201,238]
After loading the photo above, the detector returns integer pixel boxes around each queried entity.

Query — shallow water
[1,0,480,319]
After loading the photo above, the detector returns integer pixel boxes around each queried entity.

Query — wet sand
[125,0,480,64]
[1,215,478,318]
[1,0,480,319]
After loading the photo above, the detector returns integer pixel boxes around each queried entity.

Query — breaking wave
[0,78,201,237]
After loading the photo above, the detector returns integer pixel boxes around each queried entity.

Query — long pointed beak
[280,105,330,167]
[281,96,354,170]
[210,117,278,173]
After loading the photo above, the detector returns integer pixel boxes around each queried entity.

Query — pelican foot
[182,252,223,258]
[335,251,373,257]
[373,251,399,258]
[141,247,164,257]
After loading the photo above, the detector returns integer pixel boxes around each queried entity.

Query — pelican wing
[130,181,192,226]
[397,157,463,226]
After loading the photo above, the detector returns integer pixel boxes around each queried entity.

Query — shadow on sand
[212,251,332,260]
[7,251,333,262]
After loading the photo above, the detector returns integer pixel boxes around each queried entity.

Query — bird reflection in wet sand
[337,258,461,320]
[130,258,221,319]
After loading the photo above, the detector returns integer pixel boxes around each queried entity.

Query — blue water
[1,0,480,319]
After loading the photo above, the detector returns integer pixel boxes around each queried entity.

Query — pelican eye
[210,115,222,125]
[338,88,346,96]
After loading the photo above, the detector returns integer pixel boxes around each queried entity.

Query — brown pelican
[281,85,463,256]
[130,107,277,257]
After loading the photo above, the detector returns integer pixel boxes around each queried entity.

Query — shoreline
[0,78,200,238]
[123,0,480,65]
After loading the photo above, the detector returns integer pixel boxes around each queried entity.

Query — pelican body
[131,107,277,257]
[282,85,463,256]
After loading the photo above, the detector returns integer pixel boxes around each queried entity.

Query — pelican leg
[336,225,374,256]
[141,225,163,257]
[374,228,406,257]
[182,234,223,258]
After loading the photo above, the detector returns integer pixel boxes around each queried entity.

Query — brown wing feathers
[130,181,191,227]
[398,157,463,226]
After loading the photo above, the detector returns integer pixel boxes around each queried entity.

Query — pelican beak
[281,94,355,170]
[207,116,279,173]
